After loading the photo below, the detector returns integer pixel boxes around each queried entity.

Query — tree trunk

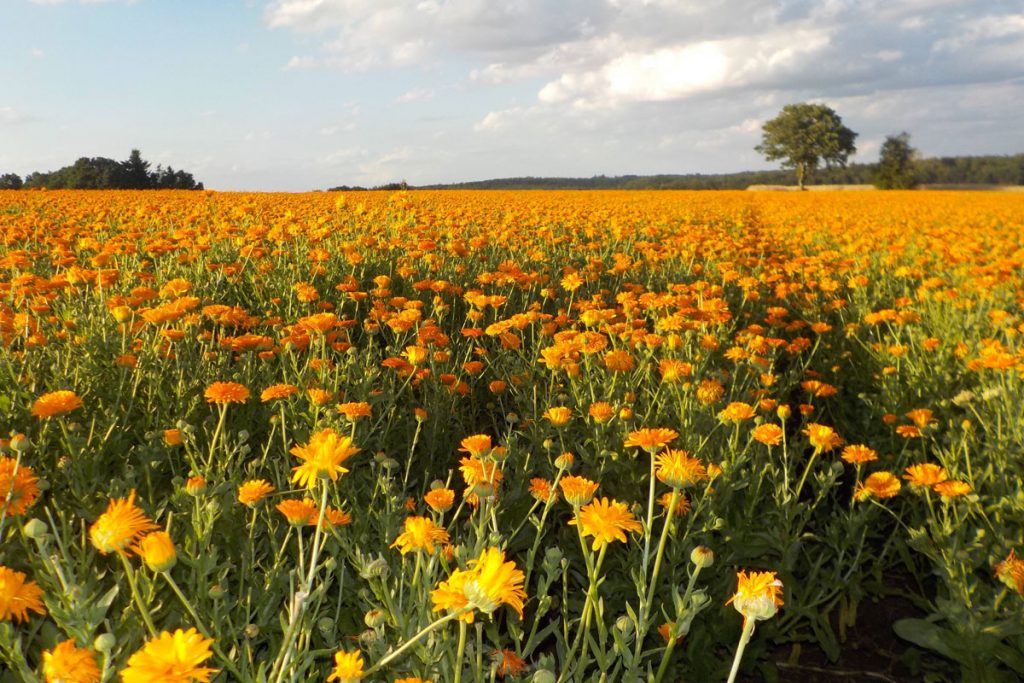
[797,163,806,190]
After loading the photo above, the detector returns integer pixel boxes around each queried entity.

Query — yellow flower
[903,463,947,489]
[840,444,878,464]
[43,640,101,683]
[543,406,572,426]
[432,547,526,623]
[290,429,360,489]
[121,628,217,683]
[570,497,643,551]
[203,381,249,405]
[276,499,318,526]
[163,429,183,446]
[185,476,206,496]
[0,565,46,623]
[728,570,784,623]
[854,471,901,501]
[31,390,83,418]
[326,650,365,683]
[459,457,502,496]
[803,423,843,453]
[135,531,177,572]
[0,456,39,516]
[238,479,275,506]
[995,550,1024,596]
[391,516,450,555]
[458,434,493,457]
[558,475,599,507]
[89,490,157,554]
[623,428,679,453]
[719,402,756,422]
[654,449,708,489]
[260,383,298,402]
[933,480,972,498]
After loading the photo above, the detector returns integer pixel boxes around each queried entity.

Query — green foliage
[0,173,22,190]
[755,102,858,189]
[875,133,919,189]
[22,149,203,190]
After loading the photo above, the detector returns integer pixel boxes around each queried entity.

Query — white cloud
[284,55,316,69]
[0,107,33,125]
[396,87,434,103]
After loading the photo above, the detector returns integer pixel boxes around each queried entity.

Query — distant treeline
[410,153,1024,190]
[0,149,203,190]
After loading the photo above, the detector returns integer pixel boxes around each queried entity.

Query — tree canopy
[874,132,918,189]
[756,103,858,189]
[18,150,203,190]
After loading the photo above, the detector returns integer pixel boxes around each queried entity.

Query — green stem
[119,553,157,637]
[454,619,468,683]
[363,610,462,676]
[163,573,244,681]
[726,618,756,683]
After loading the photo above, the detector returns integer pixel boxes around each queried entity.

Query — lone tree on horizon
[873,132,918,189]
[756,103,858,189]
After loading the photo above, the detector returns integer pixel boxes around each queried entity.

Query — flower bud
[23,518,48,539]
[364,608,386,629]
[690,546,715,569]
[94,634,116,652]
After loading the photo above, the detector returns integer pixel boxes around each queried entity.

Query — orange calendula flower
[276,499,318,526]
[588,401,615,423]
[121,628,216,683]
[570,497,643,551]
[424,488,455,512]
[529,478,557,503]
[185,476,207,496]
[654,449,708,489]
[995,550,1024,596]
[604,349,635,372]
[31,390,83,418]
[0,565,46,623]
[89,490,157,554]
[459,434,493,457]
[751,424,784,446]
[903,463,948,489]
[840,444,878,465]
[696,379,725,404]
[135,531,177,572]
[431,548,527,624]
[803,423,843,453]
[459,457,502,495]
[559,475,599,507]
[260,383,298,402]
[905,408,934,429]
[43,639,101,683]
[238,479,274,506]
[491,649,528,678]
[337,402,372,420]
[728,570,784,623]
[657,491,691,517]
[543,406,572,426]
[623,428,679,452]
[290,428,360,489]
[320,506,353,528]
[163,428,183,447]
[0,456,40,515]
[933,480,972,498]
[204,381,249,404]
[326,649,365,682]
[854,471,902,501]
[391,516,450,555]
[719,402,756,422]
[896,425,922,439]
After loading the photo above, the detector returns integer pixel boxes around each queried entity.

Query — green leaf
[893,618,955,660]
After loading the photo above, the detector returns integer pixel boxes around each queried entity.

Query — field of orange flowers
[1,188,1023,682]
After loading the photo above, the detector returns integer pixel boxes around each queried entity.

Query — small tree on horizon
[756,103,858,189]
[0,173,22,190]
[874,132,918,189]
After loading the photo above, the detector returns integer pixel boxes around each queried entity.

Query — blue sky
[2,0,1023,191]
